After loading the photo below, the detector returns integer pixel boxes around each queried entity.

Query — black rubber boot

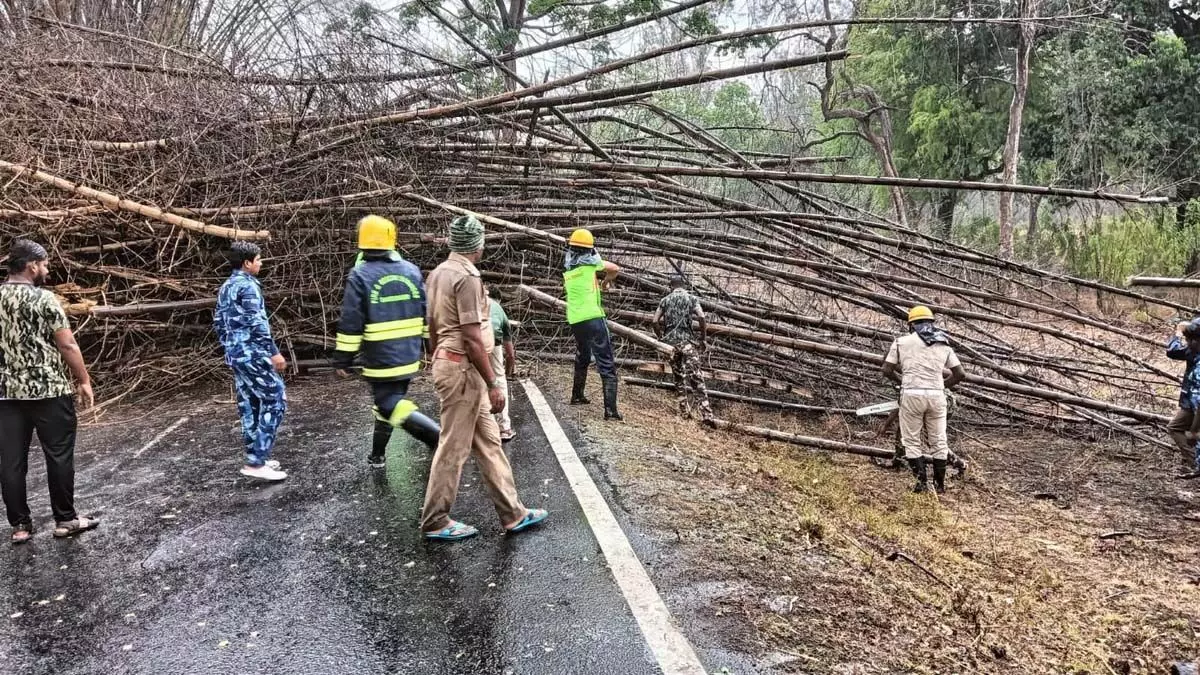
[932,458,948,494]
[369,420,391,467]
[570,369,590,405]
[602,376,622,421]
[401,411,441,449]
[908,456,928,493]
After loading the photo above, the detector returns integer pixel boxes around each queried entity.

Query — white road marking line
[132,416,190,459]
[521,380,707,675]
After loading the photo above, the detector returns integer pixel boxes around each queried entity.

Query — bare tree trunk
[998,0,1038,258]
[815,0,908,227]
[1024,194,1042,253]
[935,190,957,240]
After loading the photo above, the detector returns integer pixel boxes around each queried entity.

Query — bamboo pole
[0,160,269,241]
[1126,276,1200,288]
[503,158,1168,203]
[707,419,894,459]
[624,377,854,414]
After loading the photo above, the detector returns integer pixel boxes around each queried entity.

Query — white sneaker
[266,460,281,471]
[240,465,287,481]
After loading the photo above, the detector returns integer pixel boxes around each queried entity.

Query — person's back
[657,287,700,347]
[890,332,957,392]
[0,284,72,401]
[561,229,622,418]
[882,306,964,495]
[0,239,99,542]
[342,252,425,379]
[563,257,606,326]
[214,269,276,368]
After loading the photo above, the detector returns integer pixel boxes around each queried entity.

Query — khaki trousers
[488,346,513,433]
[899,392,950,460]
[1167,407,1196,459]
[420,357,525,532]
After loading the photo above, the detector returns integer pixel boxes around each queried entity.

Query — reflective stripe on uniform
[371,400,415,424]
[361,361,421,379]
[363,317,425,342]
[335,333,363,351]
[389,399,418,426]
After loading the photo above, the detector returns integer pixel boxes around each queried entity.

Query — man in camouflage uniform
[653,277,713,424]
[0,240,100,543]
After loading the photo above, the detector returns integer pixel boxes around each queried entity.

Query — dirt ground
[532,363,1200,674]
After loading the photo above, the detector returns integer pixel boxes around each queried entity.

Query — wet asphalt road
[0,377,663,675]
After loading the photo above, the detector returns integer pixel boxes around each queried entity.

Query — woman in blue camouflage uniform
[214,242,289,481]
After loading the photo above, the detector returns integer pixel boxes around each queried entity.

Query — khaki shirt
[885,332,961,391]
[426,252,494,354]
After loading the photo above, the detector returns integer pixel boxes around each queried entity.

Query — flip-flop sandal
[53,516,100,539]
[424,521,478,541]
[506,509,548,534]
[11,524,33,545]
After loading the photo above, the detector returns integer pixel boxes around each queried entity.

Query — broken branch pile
[0,13,1185,444]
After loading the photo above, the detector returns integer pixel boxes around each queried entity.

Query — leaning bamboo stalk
[1126,276,1200,288]
[0,160,269,241]
[708,419,894,459]
[502,158,1167,203]
[172,188,403,217]
[398,192,567,244]
[624,377,854,414]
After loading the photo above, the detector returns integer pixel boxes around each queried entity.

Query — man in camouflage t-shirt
[653,277,713,424]
[0,240,99,544]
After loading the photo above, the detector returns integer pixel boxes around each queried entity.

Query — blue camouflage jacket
[214,270,279,367]
[1167,334,1200,409]
[333,250,427,381]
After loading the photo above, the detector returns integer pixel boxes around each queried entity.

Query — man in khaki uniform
[882,305,965,494]
[420,215,548,541]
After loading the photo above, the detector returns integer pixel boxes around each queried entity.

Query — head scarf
[448,215,485,253]
[912,320,950,347]
[7,239,48,275]
[564,246,601,271]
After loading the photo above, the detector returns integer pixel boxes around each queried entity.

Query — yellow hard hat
[907,305,934,323]
[357,215,397,250]
[568,228,594,248]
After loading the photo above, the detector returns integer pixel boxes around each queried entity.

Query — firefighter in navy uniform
[333,215,440,467]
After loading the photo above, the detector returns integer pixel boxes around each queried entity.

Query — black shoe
[570,369,590,405]
[602,376,622,421]
[367,453,386,468]
[932,458,947,494]
[908,456,928,493]
[401,411,441,449]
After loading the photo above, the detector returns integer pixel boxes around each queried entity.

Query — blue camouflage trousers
[231,359,287,466]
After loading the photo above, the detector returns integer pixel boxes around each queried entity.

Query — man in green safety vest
[333,215,440,468]
[562,228,622,420]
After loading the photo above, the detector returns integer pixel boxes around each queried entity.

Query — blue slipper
[506,509,548,534]
[424,521,478,541]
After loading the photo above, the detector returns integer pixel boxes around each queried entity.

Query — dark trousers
[370,379,412,456]
[372,379,412,421]
[0,396,78,526]
[570,318,616,378]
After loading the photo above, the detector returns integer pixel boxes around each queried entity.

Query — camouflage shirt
[0,283,74,400]
[657,288,703,346]
[214,271,279,367]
